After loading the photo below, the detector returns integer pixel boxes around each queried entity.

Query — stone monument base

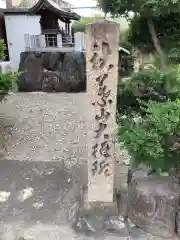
[69,186,129,238]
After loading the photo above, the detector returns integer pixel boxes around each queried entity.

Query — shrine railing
[24,33,76,52]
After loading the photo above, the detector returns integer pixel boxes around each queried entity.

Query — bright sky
[0,0,6,8]
[65,0,103,16]
[0,0,103,16]
[66,0,97,7]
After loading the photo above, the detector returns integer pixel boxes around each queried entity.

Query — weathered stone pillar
[70,21,129,237]
[86,20,120,202]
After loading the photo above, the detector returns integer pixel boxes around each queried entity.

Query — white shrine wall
[4,14,41,71]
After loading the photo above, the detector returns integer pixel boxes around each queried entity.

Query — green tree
[127,13,180,63]
[97,0,180,70]
[117,65,180,116]
[72,15,104,33]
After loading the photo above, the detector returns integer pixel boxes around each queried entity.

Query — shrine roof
[1,0,80,20]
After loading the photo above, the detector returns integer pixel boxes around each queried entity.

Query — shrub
[117,64,180,172]
[0,40,20,101]
[117,65,180,116]
[118,100,180,172]
[0,72,19,101]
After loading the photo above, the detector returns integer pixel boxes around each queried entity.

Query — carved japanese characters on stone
[86,20,119,202]
[90,40,113,176]
[94,123,107,138]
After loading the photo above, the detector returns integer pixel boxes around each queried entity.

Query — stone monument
[71,21,129,237]
[86,20,119,202]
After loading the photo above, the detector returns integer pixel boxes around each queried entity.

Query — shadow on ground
[0,160,86,225]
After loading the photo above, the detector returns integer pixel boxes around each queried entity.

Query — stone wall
[18,51,86,92]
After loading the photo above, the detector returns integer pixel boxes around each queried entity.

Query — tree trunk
[147,17,167,71]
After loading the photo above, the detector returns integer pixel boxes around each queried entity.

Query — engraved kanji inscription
[92,160,112,176]
[99,160,111,175]
[90,52,99,68]
[94,123,107,138]
[92,160,98,176]
[96,73,108,86]
[98,85,111,98]
[95,108,110,122]
[89,34,115,177]
[99,140,111,158]
[86,21,119,202]
[92,143,98,158]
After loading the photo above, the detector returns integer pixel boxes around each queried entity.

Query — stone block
[70,187,129,238]
[117,188,128,218]
[17,51,86,92]
[128,176,180,238]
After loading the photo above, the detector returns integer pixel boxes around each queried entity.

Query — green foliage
[127,13,180,56]
[72,15,104,33]
[0,40,6,61]
[117,65,180,171]
[0,40,20,101]
[168,47,180,64]
[0,72,20,101]
[98,0,180,69]
[0,37,21,101]
[97,0,180,17]
[119,100,180,171]
[119,29,133,52]
[117,65,180,115]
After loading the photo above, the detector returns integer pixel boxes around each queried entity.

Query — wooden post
[86,20,120,202]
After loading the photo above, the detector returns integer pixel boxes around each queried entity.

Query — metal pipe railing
[24,33,75,50]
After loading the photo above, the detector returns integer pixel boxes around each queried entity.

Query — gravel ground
[0,92,129,240]
[0,92,88,163]
[0,92,129,187]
